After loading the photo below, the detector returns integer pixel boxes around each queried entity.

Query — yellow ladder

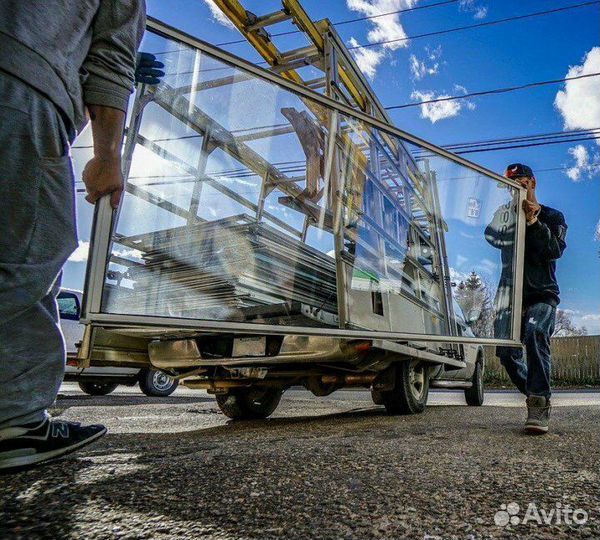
[211,0,395,121]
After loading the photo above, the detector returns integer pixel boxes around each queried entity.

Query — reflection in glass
[93,30,519,340]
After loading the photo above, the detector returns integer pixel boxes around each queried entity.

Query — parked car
[58,288,179,397]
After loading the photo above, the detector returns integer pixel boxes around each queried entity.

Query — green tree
[454,271,495,337]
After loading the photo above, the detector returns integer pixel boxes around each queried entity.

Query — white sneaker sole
[525,424,548,434]
[0,427,107,471]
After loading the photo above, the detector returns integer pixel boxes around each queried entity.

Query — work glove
[135,52,165,85]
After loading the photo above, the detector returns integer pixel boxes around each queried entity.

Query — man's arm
[81,0,145,208]
[485,203,516,249]
[526,212,567,261]
[81,0,146,113]
[82,106,126,209]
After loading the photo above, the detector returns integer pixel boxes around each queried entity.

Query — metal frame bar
[83,312,518,347]
[82,18,525,346]
[81,195,114,318]
[512,188,526,339]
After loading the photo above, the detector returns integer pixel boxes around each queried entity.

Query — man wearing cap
[497,163,567,433]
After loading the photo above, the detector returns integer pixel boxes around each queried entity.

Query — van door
[57,291,84,355]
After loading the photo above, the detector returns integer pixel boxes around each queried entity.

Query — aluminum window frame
[81,17,525,346]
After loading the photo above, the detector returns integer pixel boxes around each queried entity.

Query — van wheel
[465,359,484,406]
[139,369,179,397]
[216,387,283,420]
[78,381,118,396]
[375,361,430,415]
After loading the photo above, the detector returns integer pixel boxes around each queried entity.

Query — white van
[58,288,178,397]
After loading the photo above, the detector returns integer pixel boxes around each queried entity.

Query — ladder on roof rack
[212,0,394,122]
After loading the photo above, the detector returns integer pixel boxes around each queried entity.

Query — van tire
[376,361,430,415]
[78,381,119,396]
[139,369,179,397]
[216,387,283,420]
[465,358,484,406]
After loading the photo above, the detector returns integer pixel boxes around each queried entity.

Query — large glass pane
[95,29,520,340]
[335,118,518,339]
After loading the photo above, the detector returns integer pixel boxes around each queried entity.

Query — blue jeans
[497,302,556,398]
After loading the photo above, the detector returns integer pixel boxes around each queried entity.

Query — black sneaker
[0,416,107,471]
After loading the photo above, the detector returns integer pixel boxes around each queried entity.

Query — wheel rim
[152,371,174,391]
[408,362,426,400]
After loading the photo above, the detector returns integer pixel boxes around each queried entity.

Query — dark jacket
[485,202,567,311]
[523,204,567,307]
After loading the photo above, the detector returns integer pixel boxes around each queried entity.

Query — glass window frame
[82,17,526,346]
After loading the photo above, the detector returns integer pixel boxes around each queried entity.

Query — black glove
[135,52,165,85]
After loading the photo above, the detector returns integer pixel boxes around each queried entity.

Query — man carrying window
[496,163,568,434]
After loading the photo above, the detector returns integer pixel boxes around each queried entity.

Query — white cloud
[426,45,442,61]
[348,37,385,79]
[409,47,441,80]
[474,6,488,19]
[459,0,488,19]
[565,144,599,181]
[68,241,89,263]
[347,0,416,77]
[595,220,600,241]
[202,0,235,28]
[347,0,415,50]
[411,87,474,123]
[580,313,600,334]
[67,241,144,264]
[113,247,144,261]
[555,47,600,145]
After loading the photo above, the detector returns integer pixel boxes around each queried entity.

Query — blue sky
[65,0,600,333]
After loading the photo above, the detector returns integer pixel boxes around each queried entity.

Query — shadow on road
[54,393,212,408]
[3,399,598,540]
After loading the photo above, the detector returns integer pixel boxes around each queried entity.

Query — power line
[454,135,600,154]
[348,1,600,51]
[433,128,600,149]
[412,129,600,153]
[153,2,599,87]
[216,1,597,49]
[215,0,459,46]
[336,0,459,25]
[386,72,600,109]
[412,134,600,155]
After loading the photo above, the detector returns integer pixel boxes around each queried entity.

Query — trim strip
[81,312,521,346]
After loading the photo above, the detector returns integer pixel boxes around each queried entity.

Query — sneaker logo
[528,317,537,325]
[51,423,69,438]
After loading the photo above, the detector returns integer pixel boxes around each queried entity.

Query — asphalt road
[1,384,599,540]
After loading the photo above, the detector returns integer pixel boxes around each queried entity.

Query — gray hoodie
[0,0,146,132]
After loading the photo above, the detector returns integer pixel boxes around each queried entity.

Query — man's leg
[0,71,77,428]
[522,303,555,399]
[497,345,528,395]
[0,277,66,427]
[0,72,107,470]
[522,302,555,433]
[494,306,527,395]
